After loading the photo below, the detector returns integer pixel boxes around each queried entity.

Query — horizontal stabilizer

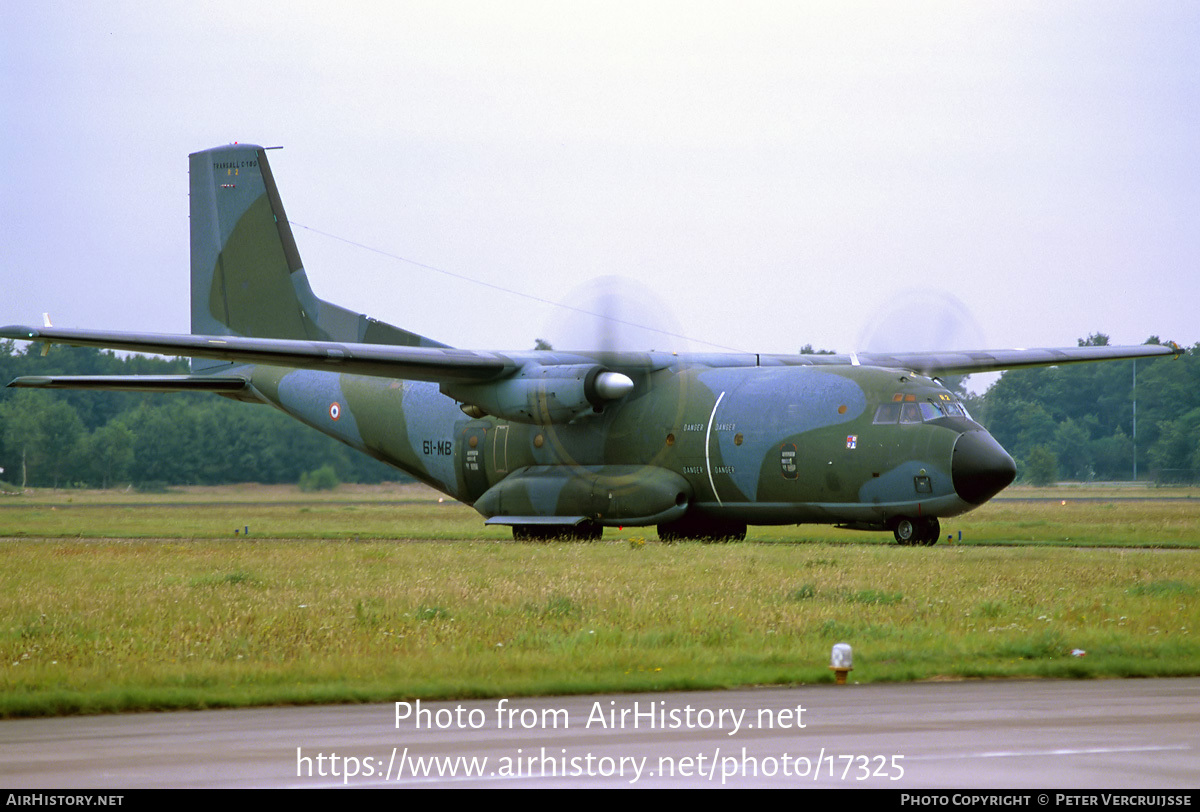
[0,326,515,384]
[7,375,250,392]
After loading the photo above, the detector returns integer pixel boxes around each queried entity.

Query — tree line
[0,334,1195,489]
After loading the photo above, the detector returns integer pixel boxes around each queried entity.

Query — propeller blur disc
[542,275,688,355]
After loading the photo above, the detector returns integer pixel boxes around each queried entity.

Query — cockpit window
[919,401,945,421]
[943,401,970,419]
[872,403,901,424]
[899,402,923,424]
[874,396,971,424]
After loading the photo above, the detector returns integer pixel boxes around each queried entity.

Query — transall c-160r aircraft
[1,144,1177,543]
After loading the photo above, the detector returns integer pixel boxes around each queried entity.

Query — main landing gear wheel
[512,521,603,542]
[657,515,747,543]
[892,517,940,546]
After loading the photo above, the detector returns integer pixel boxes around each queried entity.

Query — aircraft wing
[843,344,1179,376]
[0,325,1178,389]
[0,326,517,384]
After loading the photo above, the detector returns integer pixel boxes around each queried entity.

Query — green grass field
[5,482,1199,546]
[1,483,1197,717]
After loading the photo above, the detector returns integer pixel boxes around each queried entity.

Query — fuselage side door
[458,421,491,502]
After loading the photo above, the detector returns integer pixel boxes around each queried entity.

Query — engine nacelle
[442,364,634,425]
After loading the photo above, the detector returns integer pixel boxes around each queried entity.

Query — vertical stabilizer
[188,144,445,370]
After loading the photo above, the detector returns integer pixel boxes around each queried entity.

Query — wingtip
[7,376,51,388]
[0,325,40,340]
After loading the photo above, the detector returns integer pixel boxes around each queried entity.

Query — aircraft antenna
[289,221,748,353]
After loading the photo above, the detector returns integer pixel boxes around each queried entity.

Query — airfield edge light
[830,643,853,685]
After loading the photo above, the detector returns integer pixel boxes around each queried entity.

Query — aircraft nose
[952,430,1017,505]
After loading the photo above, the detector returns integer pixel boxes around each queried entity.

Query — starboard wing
[845,344,1178,375]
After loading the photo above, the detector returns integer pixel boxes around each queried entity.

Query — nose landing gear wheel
[893,517,940,546]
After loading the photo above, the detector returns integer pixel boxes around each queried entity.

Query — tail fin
[188,144,445,370]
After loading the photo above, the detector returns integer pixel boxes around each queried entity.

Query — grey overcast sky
[2,2,1197,362]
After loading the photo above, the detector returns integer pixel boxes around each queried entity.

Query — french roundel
[329,402,341,421]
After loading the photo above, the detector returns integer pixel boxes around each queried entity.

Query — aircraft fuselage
[245,359,1014,541]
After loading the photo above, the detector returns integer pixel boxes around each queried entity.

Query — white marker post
[830,643,853,685]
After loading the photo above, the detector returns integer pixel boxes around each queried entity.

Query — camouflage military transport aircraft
[1,144,1177,543]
